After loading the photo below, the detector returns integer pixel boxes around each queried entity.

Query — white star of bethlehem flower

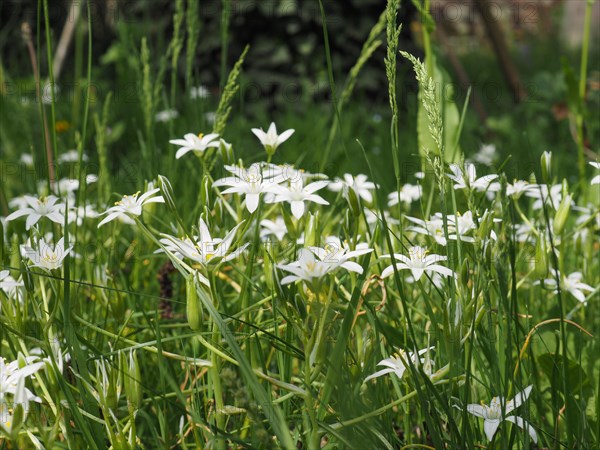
[381,246,455,281]
[308,236,373,274]
[267,179,329,219]
[24,237,73,271]
[466,385,537,443]
[448,163,499,192]
[260,217,288,241]
[277,247,364,285]
[542,269,594,303]
[97,188,164,227]
[6,195,65,230]
[328,174,376,203]
[251,122,294,153]
[160,219,248,284]
[169,132,220,159]
[364,347,434,382]
[212,163,285,213]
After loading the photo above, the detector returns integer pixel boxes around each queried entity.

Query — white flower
[251,122,294,154]
[161,220,248,268]
[267,179,329,219]
[262,163,327,185]
[97,188,164,227]
[364,209,400,228]
[155,109,179,122]
[364,347,434,382]
[590,162,600,185]
[6,195,65,230]
[169,133,220,159]
[406,215,447,246]
[466,385,537,443]
[469,144,498,166]
[0,355,45,403]
[277,247,363,285]
[260,217,288,241]
[308,236,372,274]
[24,237,72,271]
[381,246,455,281]
[213,163,284,213]
[86,174,99,184]
[448,163,499,192]
[328,174,376,203]
[20,153,34,166]
[58,149,88,163]
[542,270,594,303]
[388,184,422,207]
[0,271,23,301]
[68,205,99,226]
[526,184,563,210]
[190,85,210,99]
[506,180,534,199]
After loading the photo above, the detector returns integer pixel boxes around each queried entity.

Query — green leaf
[538,352,590,394]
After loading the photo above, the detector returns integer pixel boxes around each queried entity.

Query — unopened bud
[553,193,572,236]
[534,233,548,278]
[186,273,202,331]
[220,139,234,165]
[304,213,318,247]
[200,175,211,207]
[346,186,361,217]
[123,350,142,408]
[540,151,552,183]
[281,206,297,240]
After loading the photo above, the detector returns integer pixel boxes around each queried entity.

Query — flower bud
[158,175,175,210]
[460,259,469,287]
[346,186,361,217]
[123,350,142,409]
[220,139,234,165]
[186,273,203,331]
[534,232,548,278]
[540,151,552,183]
[262,247,274,291]
[553,193,572,236]
[304,213,318,247]
[343,209,356,239]
[281,206,297,240]
[200,175,211,208]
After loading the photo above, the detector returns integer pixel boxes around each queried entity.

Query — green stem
[576,0,594,183]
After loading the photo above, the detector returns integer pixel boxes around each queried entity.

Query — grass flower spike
[97,188,164,227]
[466,385,537,443]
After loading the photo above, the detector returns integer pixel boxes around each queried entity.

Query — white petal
[175,147,192,159]
[276,129,294,145]
[506,385,532,414]
[291,201,305,219]
[25,213,42,230]
[246,193,259,213]
[466,404,486,418]
[364,367,394,382]
[505,416,538,443]
[483,419,501,441]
